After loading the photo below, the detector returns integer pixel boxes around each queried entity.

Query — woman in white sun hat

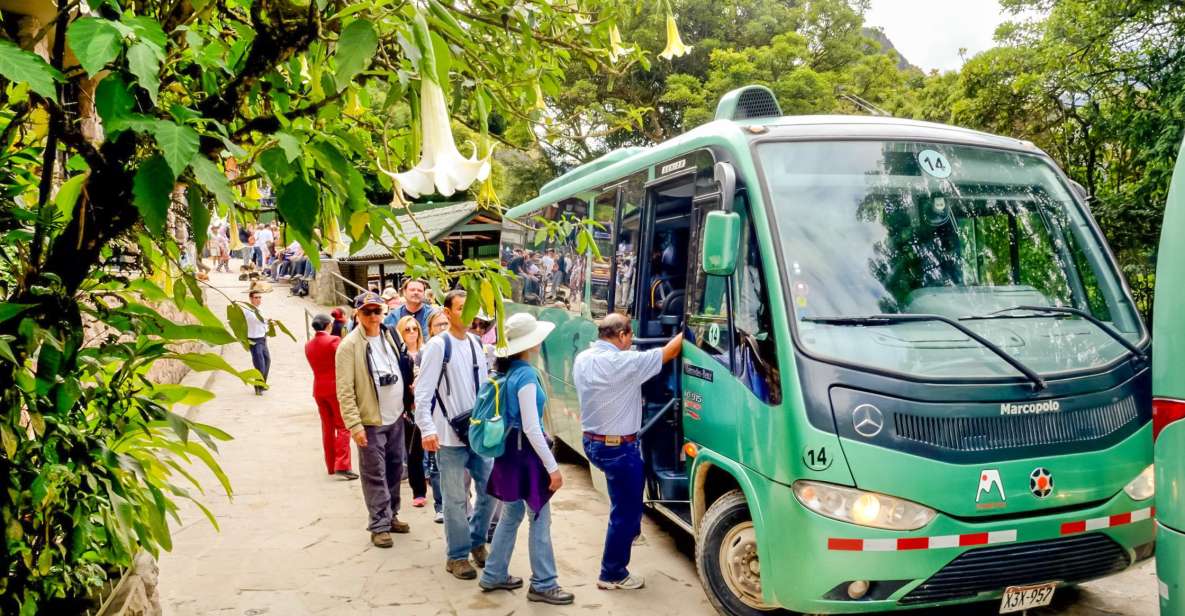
[478,312,574,605]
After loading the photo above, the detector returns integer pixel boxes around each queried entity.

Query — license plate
[999,581,1057,613]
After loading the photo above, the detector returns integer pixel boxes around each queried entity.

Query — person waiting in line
[243,283,271,395]
[336,292,416,548]
[479,313,575,605]
[414,289,494,580]
[304,314,357,480]
[384,278,435,334]
[330,308,348,338]
[396,315,436,514]
[381,287,403,312]
[427,309,450,339]
[573,313,682,591]
[420,309,450,521]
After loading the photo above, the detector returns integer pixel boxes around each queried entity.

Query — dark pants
[360,422,406,533]
[584,437,645,583]
[404,418,427,499]
[248,338,270,389]
[314,393,351,474]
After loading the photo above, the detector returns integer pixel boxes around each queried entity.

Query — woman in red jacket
[305,314,358,479]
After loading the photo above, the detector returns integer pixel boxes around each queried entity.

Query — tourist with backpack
[473,313,573,605]
[413,289,494,580]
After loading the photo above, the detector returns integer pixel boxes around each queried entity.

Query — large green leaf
[127,42,161,104]
[256,147,294,184]
[66,18,123,77]
[95,73,137,129]
[55,174,88,227]
[334,19,378,90]
[123,15,167,52]
[151,120,199,177]
[276,176,318,241]
[0,303,33,324]
[0,40,61,99]
[187,187,209,254]
[189,156,234,209]
[132,155,174,235]
[225,303,248,346]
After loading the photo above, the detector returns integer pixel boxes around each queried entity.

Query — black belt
[583,432,637,446]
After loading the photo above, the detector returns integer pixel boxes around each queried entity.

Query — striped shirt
[574,340,663,436]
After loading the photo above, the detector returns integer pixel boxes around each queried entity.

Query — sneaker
[528,587,575,605]
[470,544,488,568]
[412,497,426,508]
[334,470,359,480]
[390,517,410,534]
[597,575,644,590]
[370,532,393,548]
[479,575,523,592]
[434,511,444,524]
[446,559,477,580]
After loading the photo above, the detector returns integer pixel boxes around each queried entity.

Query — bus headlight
[1123,465,1155,501]
[793,481,936,530]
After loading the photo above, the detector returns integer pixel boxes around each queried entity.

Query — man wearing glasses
[336,292,416,548]
[573,313,681,592]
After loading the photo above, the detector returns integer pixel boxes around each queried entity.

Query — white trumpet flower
[609,24,633,63]
[387,14,493,199]
[659,12,693,60]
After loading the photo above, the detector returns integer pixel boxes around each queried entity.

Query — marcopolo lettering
[999,400,1061,416]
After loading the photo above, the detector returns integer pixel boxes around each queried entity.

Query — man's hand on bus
[662,332,684,363]
[422,434,440,452]
[548,469,564,492]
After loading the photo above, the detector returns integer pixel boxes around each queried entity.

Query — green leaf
[257,147,294,184]
[170,352,255,383]
[461,283,480,325]
[0,40,61,99]
[0,424,16,458]
[127,42,161,104]
[275,131,302,162]
[66,18,123,77]
[0,303,33,324]
[153,384,215,407]
[123,15,167,52]
[334,19,379,90]
[55,173,87,226]
[152,120,199,176]
[276,175,318,241]
[226,303,248,344]
[132,155,174,235]
[189,156,234,209]
[187,186,209,254]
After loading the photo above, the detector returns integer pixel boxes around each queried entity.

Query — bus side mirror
[702,210,741,276]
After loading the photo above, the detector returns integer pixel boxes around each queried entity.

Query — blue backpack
[469,371,510,458]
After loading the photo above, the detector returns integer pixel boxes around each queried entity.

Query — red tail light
[1152,397,1185,441]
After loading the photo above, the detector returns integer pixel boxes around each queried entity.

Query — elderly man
[336,292,415,548]
[573,313,681,591]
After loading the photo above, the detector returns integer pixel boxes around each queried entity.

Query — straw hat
[496,312,555,357]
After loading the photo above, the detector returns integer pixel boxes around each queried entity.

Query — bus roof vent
[539,147,647,195]
[715,85,782,122]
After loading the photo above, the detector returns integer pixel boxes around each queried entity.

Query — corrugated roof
[336,201,479,262]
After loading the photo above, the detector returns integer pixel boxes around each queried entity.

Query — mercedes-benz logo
[852,404,884,438]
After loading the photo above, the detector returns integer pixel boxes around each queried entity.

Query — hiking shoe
[471,544,488,568]
[528,586,575,605]
[412,496,426,507]
[390,517,410,534]
[433,511,444,523]
[446,559,477,580]
[479,575,523,592]
[334,470,359,480]
[370,532,393,548]
[597,575,644,590]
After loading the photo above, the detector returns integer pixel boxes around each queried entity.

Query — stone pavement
[159,268,1157,616]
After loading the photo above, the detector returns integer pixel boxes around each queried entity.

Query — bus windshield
[758,140,1143,379]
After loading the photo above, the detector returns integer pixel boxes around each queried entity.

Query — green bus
[1153,136,1185,616]
[501,86,1156,614]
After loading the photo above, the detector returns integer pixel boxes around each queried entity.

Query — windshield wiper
[803,313,1047,390]
[961,305,1147,363]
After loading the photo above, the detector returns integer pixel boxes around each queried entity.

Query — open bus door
[1154,135,1185,615]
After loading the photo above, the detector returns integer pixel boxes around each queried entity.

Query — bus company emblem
[659,158,687,175]
[851,404,883,438]
[1030,467,1054,499]
[976,469,1006,509]
[684,363,714,382]
[1000,400,1060,416]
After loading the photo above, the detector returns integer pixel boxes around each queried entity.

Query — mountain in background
[864,27,921,72]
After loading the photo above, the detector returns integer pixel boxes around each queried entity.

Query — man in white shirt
[243,287,271,395]
[253,225,274,265]
[415,289,493,580]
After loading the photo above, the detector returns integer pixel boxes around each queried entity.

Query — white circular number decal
[707,323,721,347]
[918,149,952,179]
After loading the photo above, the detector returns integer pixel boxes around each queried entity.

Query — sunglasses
[359,307,383,316]
[401,327,418,333]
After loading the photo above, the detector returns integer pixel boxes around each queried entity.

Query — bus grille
[893,396,1137,452]
[899,533,1130,605]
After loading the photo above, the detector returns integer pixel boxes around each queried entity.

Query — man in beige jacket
[336,291,416,548]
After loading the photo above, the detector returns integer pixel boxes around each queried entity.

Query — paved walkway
[159,268,1156,616]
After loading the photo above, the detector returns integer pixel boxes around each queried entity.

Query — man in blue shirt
[573,313,682,591]
[383,278,436,334]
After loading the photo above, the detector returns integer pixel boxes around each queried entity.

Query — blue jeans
[480,500,558,591]
[437,445,495,560]
[583,437,644,583]
[423,453,442,513]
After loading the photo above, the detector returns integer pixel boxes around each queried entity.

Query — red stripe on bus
[897,537,929,550]
[959,533,989,546]
[1061,520,1087,535]
[828,538,863,551]
[1109,512,1132,526]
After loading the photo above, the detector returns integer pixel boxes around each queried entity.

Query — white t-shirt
[254,228,274,249]
[413,332,488,447]
[367,334,404,425]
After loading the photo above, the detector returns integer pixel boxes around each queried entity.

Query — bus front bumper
[762,484,1155,614]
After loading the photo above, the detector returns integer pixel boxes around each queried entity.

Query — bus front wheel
[696,490,788,615]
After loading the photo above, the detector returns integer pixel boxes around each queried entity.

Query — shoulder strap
[467,334,479,395]
[430,335,453,416]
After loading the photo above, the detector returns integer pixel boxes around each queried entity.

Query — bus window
[588,189,618,318]
[616,174,646,316]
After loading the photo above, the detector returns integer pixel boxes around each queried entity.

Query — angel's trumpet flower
[659,7,692,60]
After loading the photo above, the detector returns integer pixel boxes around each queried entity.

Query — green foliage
[0,40,61,100]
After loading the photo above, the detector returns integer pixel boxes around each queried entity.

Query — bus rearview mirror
[702,210,741,276]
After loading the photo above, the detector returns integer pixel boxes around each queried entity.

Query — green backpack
[468,372,509,458]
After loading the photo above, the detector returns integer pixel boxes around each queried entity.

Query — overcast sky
[864,0,1010,73]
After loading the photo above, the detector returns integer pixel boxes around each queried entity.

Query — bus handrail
[639,398,680,437]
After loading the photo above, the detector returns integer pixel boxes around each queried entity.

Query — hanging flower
[659,2,692,60]
[386,13,493,199]
[609,24,633,64]
[532,80,547,112]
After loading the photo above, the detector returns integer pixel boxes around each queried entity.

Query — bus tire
[696,489,790,615]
